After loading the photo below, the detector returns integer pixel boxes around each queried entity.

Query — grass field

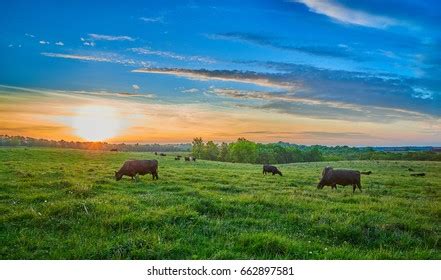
[1,147,440,259]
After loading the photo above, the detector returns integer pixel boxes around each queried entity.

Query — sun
[71,105,122,141]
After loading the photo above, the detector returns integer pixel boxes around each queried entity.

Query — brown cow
[115,159,158,181]
[317,166,362,193]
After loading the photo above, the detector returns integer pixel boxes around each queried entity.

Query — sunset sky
[1,0,440,145]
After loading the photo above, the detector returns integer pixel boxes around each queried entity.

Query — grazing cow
[317,166,362,193]
[115,159,158,181]
[410,172,425,177]
[110,148,118,152]
[263,164,282,176]
[177,155,182,158]
[175,157,180,160]
[360,171,372,175]
[160,153,166,156]
[184,156,190,161]
[154,152,158,155]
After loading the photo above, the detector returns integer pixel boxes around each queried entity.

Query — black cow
[317,166,362,193]
[184,156,190,161]
[154,152,158,155]
[191,156,196,162]
[410,172,425,177]
[263,164,282,176]
[160,153,166,156]
[175,157,180,160]
[115,160,158,181]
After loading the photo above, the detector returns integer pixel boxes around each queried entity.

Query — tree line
[191,138,441,163]
[2,134,440,162]
[0,135,190,152]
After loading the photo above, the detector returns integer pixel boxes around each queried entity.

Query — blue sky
[0,0,440,145]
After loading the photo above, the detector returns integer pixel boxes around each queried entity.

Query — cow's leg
[332,184,337,190]
[352,184,356,193]
[358,183,362,192]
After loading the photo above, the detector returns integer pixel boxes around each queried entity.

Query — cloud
[88,33,135,41]
[132,68,298,90]
[132,84,140,90]
[83,41,96,47]
[55,41,64,46]
[41,52,151,67]
[117,92,154,98]
[182,88,199,93]
[132,65,440,121]
[25,33,35,38]
[241,130,378,140]
[411,87,434,100]
[292,0,400,29]
[41,52,112,62]
[39,40,50,45]
[130,47,215,63]
[207,32,359,60]
[139,17,164,23]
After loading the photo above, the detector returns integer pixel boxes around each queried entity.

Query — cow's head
[115,171,123,181]
[277,170,283,176]
[317,166,333,189]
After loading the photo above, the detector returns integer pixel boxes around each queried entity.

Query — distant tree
[205,141,219,160]
[229,138,257,163]
[192,137,205,158]
[218,142,230,161]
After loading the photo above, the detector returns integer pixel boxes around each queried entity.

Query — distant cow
[408,168,414,172]
[177,155,182,158]
[317,166,362,193]
[115,159,158,181]
[154,152,158,155]
[191,156,196,162]
[175,157,180,160]
[184,156,190,161]
[263,165,282,176]
[360,171,372,175]
[160,153,166,156]
[410,172,425,177]
[110,148,118,152]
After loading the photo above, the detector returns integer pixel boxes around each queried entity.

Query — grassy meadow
[0,147,440,259]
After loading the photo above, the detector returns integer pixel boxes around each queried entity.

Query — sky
[0,0,440,146]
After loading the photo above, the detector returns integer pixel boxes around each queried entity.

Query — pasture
[0,147,440,259]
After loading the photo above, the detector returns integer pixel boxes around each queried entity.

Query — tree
[218,142,230,161]
[229,138,257,163]
[205,141,219,160]
[192,137,205,158]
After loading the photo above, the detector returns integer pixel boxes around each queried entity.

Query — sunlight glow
[71,105,122,141]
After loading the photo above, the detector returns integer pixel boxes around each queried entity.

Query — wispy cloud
[130,47,216,63]
[39,40,50,45]
[24,33,35,38]
[88,33,135,41]
[132,68,297,90]
[41,52,112,62]
[207,32,359,60]
[132,65,440,120]
[41,52,151,67]
[55,41,64,46]
[292,0,400,29]
[182,88,199,94]
[139,17,164,23]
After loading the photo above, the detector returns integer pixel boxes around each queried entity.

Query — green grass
[1,147,440,259]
